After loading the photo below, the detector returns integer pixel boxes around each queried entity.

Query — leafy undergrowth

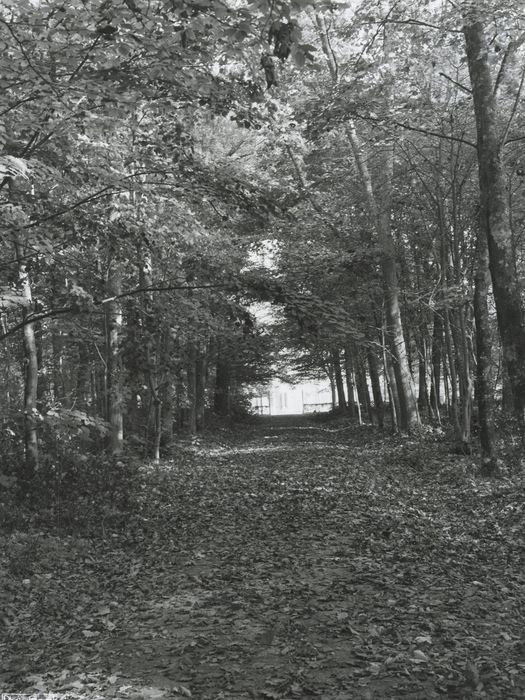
[2,418,525,699]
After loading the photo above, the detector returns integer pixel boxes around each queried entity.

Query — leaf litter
[1,418,525,699]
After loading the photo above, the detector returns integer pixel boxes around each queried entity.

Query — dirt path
[2,419,525,699]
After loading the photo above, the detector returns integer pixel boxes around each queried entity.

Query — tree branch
[285,145,341,236]
[494,31,525,97]
[98,282,232,304]
[384,18,462,33]
[439,71,472,94]
[0,283,236,340]
[24,170,174,228]
[354,112,477,148]
[499,64,525,149]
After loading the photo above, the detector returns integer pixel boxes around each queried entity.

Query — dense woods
[2,0,525,496]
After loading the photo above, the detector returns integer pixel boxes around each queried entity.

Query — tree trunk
[343,345,357,419]
[474,219,499,473]
[187,346,197,434]
[328,367,336,411]
[214,351,230,417]
[196,348,206,431]
[347,125,419,430]
[76,341,90,411]
[416,326,432,418]
[459,310,474,453]
[464,16,525,429]
[14,233,39,481]
[367,346,384,429]
[443,307,460,436]
[429,311,443,423]
[106,263,124,455]
[316,13,412,427]
[355,350,373,423]
[383,339,400,433]
[344,345,359,422]
[51,330,65,404]
[1,313,12,411]
[331,349,347,411]
[137,244,165,457]
[501,364,514,414]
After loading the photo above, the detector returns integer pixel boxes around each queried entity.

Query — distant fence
[253,403,333,415]
[303,403,333,414]
[253,405,270,415]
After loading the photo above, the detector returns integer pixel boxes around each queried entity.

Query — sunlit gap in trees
[242,240,335,416]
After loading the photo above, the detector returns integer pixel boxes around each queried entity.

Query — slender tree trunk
[316,15,418,428]
[175,367,185,428]
[162,389,174,443]
[214,350,230,417]
[417,327,432,418]
[383,339,400,433]
[106,262,124,455]
[355,350,373,423]
[196,348,206,431]
[152,398,162,462]
[367,347,384,428]
[474,220,498,473]
[14,234,39,481]
[90,368,97,414]
[76,342,90,410]
[327,365,336,411]
[51,330,65,403]
[429,311,443,423]
[159,335,174,446]
[347,125,419,430]
[1,314,12,411]
[449,305,473,452]
[139,246,165,459]
[331,349,347,411]
[343,346,357,419]
[464,16,525,430]
[187,346,197,434]
[35,321,46,407]
[501,364,514,414]
[459,310,474,453]
[443,305,460,436]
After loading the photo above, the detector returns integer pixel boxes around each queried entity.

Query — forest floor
[2,416,525,699]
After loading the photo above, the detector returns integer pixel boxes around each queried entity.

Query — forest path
[2,420,525,699]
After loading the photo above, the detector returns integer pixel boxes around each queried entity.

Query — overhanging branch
[0,282,236,340]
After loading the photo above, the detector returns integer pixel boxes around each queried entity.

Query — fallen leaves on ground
[1,418,525,699]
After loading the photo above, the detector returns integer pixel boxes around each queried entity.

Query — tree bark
[355,350,373,423]
[106,262,124,455]
[196,348,206,431]
[214,350,230,417]
[75,341,90,411]
[474,218,498,473]
[367,346,384,428]
[331,349,347,411]
[416,326,432,418]
[383,337,400,433]
[187,346,197,434]
[464,16,525,429]
[14,232,39,481]
[344,345,359,422]
[347,125,420,431]
[328,365,336,411]
[443,307,460,436]
[429,311,443,423]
